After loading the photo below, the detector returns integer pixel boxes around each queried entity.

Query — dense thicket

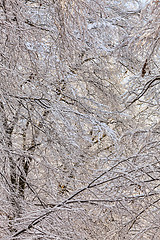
[0,0,159,239]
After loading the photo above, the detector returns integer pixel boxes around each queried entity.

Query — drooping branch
[126,75,160,108]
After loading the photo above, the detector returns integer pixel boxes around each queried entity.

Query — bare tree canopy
[0,0,159,239]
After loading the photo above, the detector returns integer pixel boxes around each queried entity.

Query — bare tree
[0,0,159,239]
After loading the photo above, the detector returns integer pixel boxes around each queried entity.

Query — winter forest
[0,0,160,239]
